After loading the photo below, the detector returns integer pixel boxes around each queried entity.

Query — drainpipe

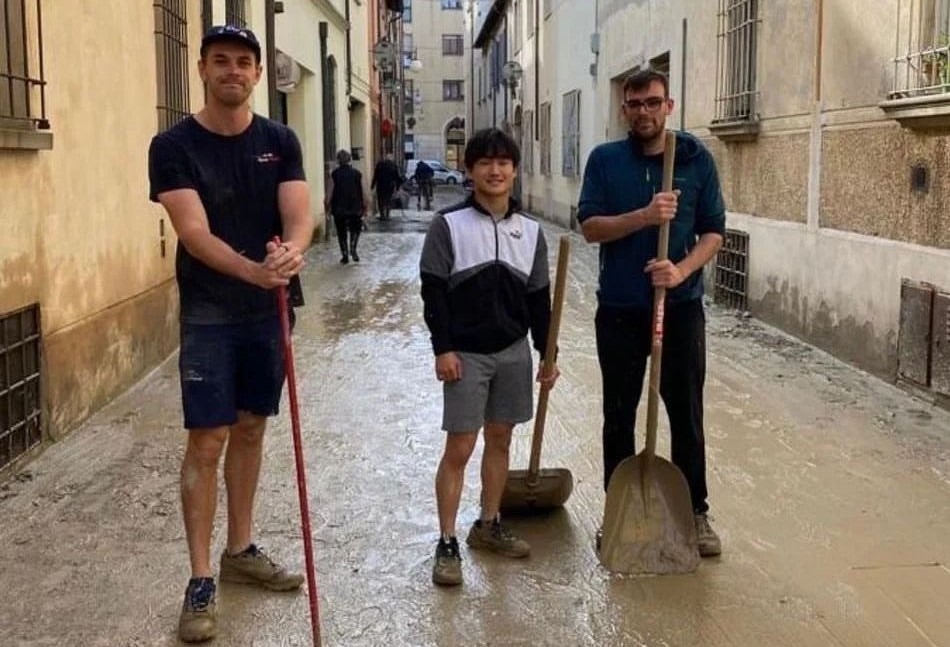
[345,0,353,96]
[201,0,212,32]
[266,0,279,119]
[534,0,539,140]
[680,18,687,129]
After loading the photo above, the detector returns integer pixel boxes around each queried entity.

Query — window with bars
[402,33,413,69]
[154,0,191,132]
[0,0,49,131]
[539,101,551,176]
[561,90,580,177]
[403,0,412,22]
[443,80,464,101]
[891,0,950,98]
[713,0,759,124]
[442,34,463,56]
[225,0,247,28]
[441,0,462,9]
[0,304,42,473]
[403,79,414,116]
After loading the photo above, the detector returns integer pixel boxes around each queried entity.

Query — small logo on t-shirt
[508,229,522,239]
[256,152,281,163]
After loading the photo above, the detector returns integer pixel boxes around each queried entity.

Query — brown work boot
[178,577,217,643]
[695,514,722,557]
[220,543,304,591]
[466,518,530,558]
[431,536,463,586]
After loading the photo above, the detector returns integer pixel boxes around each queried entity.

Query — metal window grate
[0,0,49,130]
[154,0,191,132]
[715,229,749,310]
[561,89,580,177]
[890,0,950,99]
[0,304,42,472]
[225,0,246,28]
[713,0,759,124]
[442,34,464,56]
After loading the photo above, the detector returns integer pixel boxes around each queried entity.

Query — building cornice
[309,0,348,31]
[474,0,507,49]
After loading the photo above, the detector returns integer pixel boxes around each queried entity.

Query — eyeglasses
[623,97,666,113]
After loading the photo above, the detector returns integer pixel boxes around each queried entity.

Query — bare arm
[157,188,286,288]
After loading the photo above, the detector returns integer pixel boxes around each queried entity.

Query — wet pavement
[2,187,950,646]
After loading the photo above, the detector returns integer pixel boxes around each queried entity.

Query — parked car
[405,159,465,185]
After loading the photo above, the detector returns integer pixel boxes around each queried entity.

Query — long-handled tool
[274,237,322,645]
[598,133,700,575]
[500,235,574,514]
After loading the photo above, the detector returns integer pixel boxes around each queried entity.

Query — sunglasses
[623,97,667,112]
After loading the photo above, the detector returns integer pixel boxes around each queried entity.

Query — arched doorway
[444,116,465,170]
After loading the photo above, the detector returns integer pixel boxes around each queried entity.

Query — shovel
[598,132,700,575]
[500,235,574,514]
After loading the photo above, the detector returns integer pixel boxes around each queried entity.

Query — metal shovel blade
[598,453,700,575]
[500,468,574,514]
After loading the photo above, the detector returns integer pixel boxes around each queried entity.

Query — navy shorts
[178,317,285,430]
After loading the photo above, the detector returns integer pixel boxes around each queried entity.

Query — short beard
[630,120,662,142]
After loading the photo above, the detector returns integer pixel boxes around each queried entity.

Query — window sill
[0,127,53,151]
[708,119,759,142]
[880,93,950,129]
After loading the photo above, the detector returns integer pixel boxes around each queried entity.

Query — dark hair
[464,128,521,170]
[622,69,670,98]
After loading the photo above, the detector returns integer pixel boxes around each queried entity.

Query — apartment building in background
[402,0,467,167]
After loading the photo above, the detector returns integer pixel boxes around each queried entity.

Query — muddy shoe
[178,577,217,643]
[695,514,722,557]
[466,519,530,558]
[432,537,463,586]
[220,544,304,591]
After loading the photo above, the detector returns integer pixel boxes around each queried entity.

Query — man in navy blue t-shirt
[578,69,726,559]
[148,25,313,643]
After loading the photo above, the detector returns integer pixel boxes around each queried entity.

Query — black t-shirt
[330,165,364,216]
[148,115,306,324]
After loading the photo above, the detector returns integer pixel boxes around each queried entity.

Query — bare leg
[479,422,514,521]
[181,427,229,577]
[224,412,267,555]
[435,432,478,537]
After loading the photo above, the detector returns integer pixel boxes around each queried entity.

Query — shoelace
[491,522,517,543]
[438,540,461,560]
[245,544,280,569]
[696,515,714,536]
[187,579,215,611]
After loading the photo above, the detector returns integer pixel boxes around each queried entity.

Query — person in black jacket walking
[371,154,402,221]
[420,128,560,587]
[326,149,367,263]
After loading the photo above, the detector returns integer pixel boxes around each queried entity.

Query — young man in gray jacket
[420,129,559,586]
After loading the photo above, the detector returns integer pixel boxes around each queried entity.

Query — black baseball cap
[201,25,262,61]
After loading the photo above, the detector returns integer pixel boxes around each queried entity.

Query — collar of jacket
[466,193,520,220]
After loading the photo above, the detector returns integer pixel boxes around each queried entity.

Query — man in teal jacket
[578,68,725,557]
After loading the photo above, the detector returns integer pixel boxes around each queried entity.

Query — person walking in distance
[413,159,435,211]
[371,153,402,221]
[326,149,368,263]
[420,128,560,587]
[148,25,313,643]
[577,69,726,557]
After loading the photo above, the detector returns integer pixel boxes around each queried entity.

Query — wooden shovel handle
[644,131,677,461]
[527,235,570,477]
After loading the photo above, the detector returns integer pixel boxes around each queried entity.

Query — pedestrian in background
[371,153,402,221]
[420,128,560,587]
[326,149,367,264]
[577,68,725,557]
[148,25,312,643]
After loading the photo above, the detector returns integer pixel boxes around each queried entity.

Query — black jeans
[333,213,362,257]
[595,299,709,513]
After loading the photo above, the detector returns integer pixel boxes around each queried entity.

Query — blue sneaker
[178,577,216,643]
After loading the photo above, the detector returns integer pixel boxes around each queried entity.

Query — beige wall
[405,0,466,164]
[0,1,203,440]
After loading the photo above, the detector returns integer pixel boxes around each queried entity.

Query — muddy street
[2,188,950,646]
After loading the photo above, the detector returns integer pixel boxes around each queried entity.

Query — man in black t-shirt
[148,25,313,643]
[370,154,402,221]
[326,149,367,263]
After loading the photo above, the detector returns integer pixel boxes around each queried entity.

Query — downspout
[201,0,212,32]
[265,0,279,119]
[320,21,332,239]
[470,4,475,135]
[534,0,540,140]
[806,0,824,232]
[345,0,353,96]
[680,18,687,129]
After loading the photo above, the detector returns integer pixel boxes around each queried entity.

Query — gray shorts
[442,338,534,432]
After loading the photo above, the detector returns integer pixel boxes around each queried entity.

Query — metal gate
[714,229,749,310]
[0,304,42,472]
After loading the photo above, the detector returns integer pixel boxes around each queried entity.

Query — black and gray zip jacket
[420,196,551,357]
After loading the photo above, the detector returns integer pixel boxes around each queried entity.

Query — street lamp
[501,61,523,98]
[408,49,423,73]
